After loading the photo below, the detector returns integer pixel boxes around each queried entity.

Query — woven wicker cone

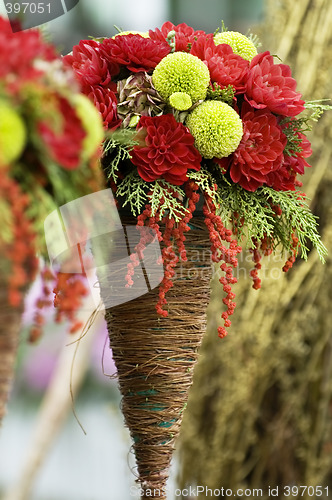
[99,218,212,498]
[0,270,24,426]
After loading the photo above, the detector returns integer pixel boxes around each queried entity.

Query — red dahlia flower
[63,39,116,91]
[101,35,170,73]
[149,22,206,52]
[130,114,201,185]
[245,51,305,117]
[88,86,122,130]
[38,96,85,170]
[228,104,287,191]
[190,35,249,92]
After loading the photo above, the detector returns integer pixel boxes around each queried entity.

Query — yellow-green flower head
[113,31,149,38]
[72,94,104,159]
[152,52,210,105]
[186,100,243,159]
[214,31,257,61]
[169,92,192,111]
[0,101,26,165]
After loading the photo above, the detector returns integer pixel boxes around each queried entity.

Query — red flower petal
[101,34,170,73]
[245,51,305,117]
[131,114,201,185]
[149,22,206,52]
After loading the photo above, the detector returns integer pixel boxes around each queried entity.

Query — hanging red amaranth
[155,181,200,316]
[283,232,299,272]
[203,194,242,338]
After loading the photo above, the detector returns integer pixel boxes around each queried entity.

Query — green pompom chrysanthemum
[169,92,192,111]
[0,101,26,165]
[214,31,257,61]
[152,52,210,105]
[113,31,149,38]
[186,100,243,159]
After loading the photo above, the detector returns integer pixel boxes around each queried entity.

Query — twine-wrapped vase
[98,217,212,498]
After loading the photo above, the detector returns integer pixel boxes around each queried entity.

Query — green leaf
[116,172,148,216]
[103,130,138,182]
[148,180,189,222]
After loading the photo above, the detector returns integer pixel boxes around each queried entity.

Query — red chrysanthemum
[63,39,117,91]
[87,85,122,130]
[100,34,170,73]
[190,34,249,92]
[245,51,305,117]
[149,22,206,52]
[0,17,57,83]
[38,96,85,170]
[228,104,287,191]
[130,114,201,185]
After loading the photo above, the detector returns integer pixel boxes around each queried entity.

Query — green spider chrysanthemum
[214,31,257,61]
[0,101,26,165]
[152,52,210,105]
[186,100,243,159]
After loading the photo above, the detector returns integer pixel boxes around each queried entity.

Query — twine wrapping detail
[98,218,212,497]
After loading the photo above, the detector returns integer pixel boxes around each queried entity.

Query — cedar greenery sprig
[187,168,218,203]
[216,178,327,262]
[103,129,138,182]
[116,173,189,221]
[116,171,148,216]
[148,180,189,221]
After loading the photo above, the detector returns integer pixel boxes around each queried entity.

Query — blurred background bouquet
[0,14,104,426]
[0,15,104,323]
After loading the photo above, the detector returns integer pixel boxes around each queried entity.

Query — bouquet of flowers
[65,22,328,338]
[0,16,104,424]
[65,22,330,498]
